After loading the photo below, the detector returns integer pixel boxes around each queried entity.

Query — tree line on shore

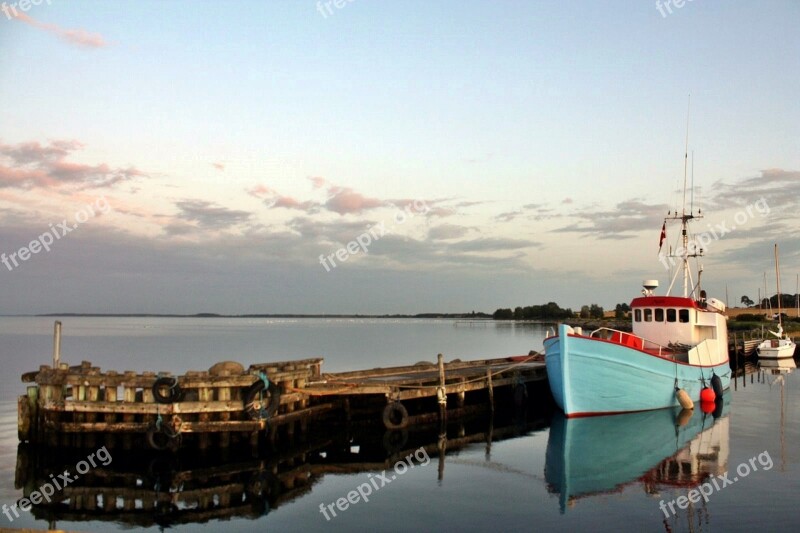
[493,302,633,321]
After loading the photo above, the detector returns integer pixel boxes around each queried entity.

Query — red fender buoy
[700,387,716,403]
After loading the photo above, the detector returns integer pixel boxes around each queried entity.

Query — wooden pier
[18,323,547,452]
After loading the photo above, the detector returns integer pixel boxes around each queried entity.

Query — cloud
[272,195,319,211]
[553,199,669,239]
[428,224,472,240]
[447,237,541,253]
[495,210,523,222]
[324,186,385,215]
[0,139,146,189]
[14,13,107,48]
[309,176,327,189]
[246,184,318,212]
[455,200,488,208]
[709,169,800,212]
[172,199,251,230]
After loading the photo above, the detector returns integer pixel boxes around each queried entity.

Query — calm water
[0,317,797,532]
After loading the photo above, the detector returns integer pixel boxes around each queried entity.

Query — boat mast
[775,244,783,328]
[764,272,771,316]
[665,96,699,298]
[681,98,690,298]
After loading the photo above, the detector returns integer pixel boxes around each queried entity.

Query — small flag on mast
[658,221,667,253]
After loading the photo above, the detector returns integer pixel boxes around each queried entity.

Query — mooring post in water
[52,321,62,368]
[437,353,447,423]
[486,368,494,413]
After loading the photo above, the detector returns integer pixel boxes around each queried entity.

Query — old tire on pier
[244,379,282,420]
[382,401,409,430]
[152,377,184,404]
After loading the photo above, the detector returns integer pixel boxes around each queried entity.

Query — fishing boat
[544,118,731,417]
[757,244,797,359]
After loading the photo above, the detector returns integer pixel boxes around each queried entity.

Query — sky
[0,0,799,315]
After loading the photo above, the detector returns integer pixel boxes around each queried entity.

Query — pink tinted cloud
[15,13,108,48]
[247,184,318,212]
[247,184,276,198]
[309,176,327,189]
[272,196,318,211]
[0,139,145,189]
[325,187,385,215]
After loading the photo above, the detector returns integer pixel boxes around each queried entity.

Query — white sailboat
[757,244,796,359]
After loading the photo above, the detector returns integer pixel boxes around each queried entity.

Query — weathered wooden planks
[18,352,545,450]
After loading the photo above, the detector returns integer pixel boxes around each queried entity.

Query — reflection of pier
[15,393,553,528]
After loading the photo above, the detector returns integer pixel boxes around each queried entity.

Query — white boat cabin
[629,293,728,365]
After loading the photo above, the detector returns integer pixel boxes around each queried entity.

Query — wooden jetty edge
[18,322,548,451]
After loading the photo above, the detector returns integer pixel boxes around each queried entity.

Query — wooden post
[52,321,62,368]
[456,377,466,408]
[486,368,494,413]
[104,371,118,449]
[122,371,137,450]
[218,371,231,448]
[24,386,38,442]
[198,384,212,451]
[281,373,294,441]
[72,379,87,448]
[86,371,100,449]
[437,353,447,423]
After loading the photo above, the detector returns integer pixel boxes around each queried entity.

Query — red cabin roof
[629,296,698,309]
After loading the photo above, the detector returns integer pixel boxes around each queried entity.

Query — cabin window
[655,308,664,322]
[679,309,690,323]
[667,309,676,322]
[644,309,652,322]
[634,309,641,322]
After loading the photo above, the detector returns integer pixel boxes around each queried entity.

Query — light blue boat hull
[544,324,731,416]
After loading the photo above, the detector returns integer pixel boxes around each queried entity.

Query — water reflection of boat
[758,357,794,471]
[758,357,797,373]
[545,393,729,513]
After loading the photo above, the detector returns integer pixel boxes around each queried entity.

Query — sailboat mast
[775,244,782,327]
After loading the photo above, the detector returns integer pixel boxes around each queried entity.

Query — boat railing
[588,327,673,358]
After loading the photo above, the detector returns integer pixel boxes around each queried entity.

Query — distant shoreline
[2,313,495,319]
